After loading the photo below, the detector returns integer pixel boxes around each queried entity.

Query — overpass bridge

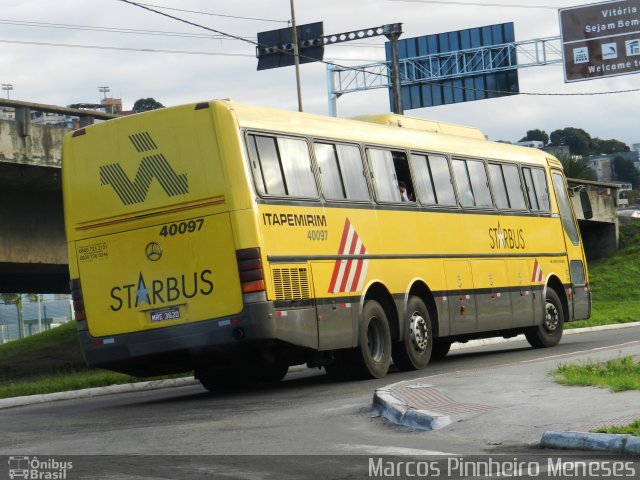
[0,99,621,293]
[0,99,115,293]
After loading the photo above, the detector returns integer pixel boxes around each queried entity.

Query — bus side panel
[471,259,510,331]
[507,259,534,327]
[444,260,477,334]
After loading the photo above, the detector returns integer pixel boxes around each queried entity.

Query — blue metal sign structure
[385,23,520,109]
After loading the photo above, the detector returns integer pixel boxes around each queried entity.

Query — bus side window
[410,153,456,206]
[315,143,347,199]
[488,163,527,210]
[523,166,550,211]
[248,134,318,198]
[488,163,510,209]
[503,164,527,209]
[429,155,457,206]
[453,158,491,207]
[410,154,437,204]
[337,144,371,201]
[452,159,475,207]
[367,148,414,202]
[314,142,370,201]
[251,135,286,196]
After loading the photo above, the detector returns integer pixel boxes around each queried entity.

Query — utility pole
[384,23,404,115]
[289,0,303,112]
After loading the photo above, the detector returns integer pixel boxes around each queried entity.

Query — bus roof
[220,100,552,168]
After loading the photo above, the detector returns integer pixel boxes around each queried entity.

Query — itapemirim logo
[99,132,188,205]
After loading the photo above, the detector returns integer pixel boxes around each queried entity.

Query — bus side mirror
[580,189,593,220]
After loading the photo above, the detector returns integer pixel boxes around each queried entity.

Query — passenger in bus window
[398,181,410,202]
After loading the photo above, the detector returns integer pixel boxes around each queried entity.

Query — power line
[115,0,640,100]
[386,0,561,9]
[0,38,254,57]
[0,19,246,40]
[138,2,289,24]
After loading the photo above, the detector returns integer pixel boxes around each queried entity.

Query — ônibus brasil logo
[99,132,188,205]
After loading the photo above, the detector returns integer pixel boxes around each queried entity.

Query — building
[101,97,122,114]
[545,145,570,156]
[588,151,640,184]
[516,140,544,149]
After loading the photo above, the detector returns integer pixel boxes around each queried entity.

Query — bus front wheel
[525,288,564,348]
[392,296,432,370]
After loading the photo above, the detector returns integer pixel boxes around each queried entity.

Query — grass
[550,356,640,392]
[566,223,640,329]
[0,322,190,400]
[592,420,640,436]
[551,356,640,436]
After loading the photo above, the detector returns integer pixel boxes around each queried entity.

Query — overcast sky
[1,0,639,147]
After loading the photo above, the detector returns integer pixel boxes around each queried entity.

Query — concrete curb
[372,384,451,431]
[0,377,199,410]
[450,321,640,351]
[540,431,640,455]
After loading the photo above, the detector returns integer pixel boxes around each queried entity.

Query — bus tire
[525,288,564,348]
[431,339,452,361]
[392,296,432,371]
[353,300,392,379]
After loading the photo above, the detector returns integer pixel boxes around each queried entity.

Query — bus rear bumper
[78,301,318,376]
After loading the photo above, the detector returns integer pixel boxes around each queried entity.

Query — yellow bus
[62,100,591,388]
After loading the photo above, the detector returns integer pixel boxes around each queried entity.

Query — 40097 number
[308,229,328,241]
[160,219,204,237]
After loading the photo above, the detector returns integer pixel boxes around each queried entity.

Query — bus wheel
[393,296,432,370]
[354,300,392,379]
[525,288,564,348]
[430,340,452,361]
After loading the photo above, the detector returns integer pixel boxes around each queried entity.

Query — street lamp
[1,84,13,99]
[98,86,112,114]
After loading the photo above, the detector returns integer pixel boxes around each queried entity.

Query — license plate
[150,307,181,322]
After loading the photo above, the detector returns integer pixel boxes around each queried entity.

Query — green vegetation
[0,322,188,399]
[567,223,640,329]
[551,356,640,436]
[551,356,640,392]
[592,420,640,436]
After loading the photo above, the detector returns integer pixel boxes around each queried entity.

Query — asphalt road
[1,328,639,479]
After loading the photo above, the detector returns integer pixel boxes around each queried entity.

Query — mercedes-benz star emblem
[145,241,163,261]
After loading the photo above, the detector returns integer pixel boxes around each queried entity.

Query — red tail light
[236,248,265,294]
[70,278,87,321]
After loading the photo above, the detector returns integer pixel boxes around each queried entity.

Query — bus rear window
[247,134,318,198]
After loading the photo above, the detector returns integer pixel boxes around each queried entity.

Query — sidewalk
[374,323,640,455]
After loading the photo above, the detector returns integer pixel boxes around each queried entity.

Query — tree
[132,98,164,113]
[556,153,596,181]
[549,127,592,156]
[613,156,640,188]
[519,129,549,145]
[591,138,630,155]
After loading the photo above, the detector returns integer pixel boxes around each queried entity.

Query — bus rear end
[63,101,272,378]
